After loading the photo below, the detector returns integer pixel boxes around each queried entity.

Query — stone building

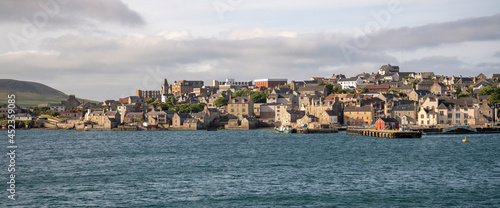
[227,96,254,119]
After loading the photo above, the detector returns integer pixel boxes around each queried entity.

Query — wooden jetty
[346,128,422,138]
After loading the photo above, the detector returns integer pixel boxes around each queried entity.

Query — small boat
[276,126,293,134]
[462,136,468,142]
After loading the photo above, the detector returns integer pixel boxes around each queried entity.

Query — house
[378,64,400,75]
[278,110,305,126]
[227,96,254,119]
[258,103,281,122]
[389,85,414,94]
[417,108,438,126]
[430,80,446,95]
[122,112,143,124]
[366,84,390,93]
[415,72,435,80]
[59,110,83,118]
[47,103,66,112]
[416,80,434,91]
[472,81,492,93]
[85,110,119,129]
[375,118,399,130]
[343,104,375,126]
[320,110,339,125]
[297,114,319,127]
[14,113,33,121]
[408,90,431,102]
[172,113,192,128]
[145,110,168,126]
[183,118,202,130]
[338,77,363,90]
[476,99,494,126]
[391,102,417,125]
[225,117,257,130]
[297,85,327,96]
[128,96,145,104]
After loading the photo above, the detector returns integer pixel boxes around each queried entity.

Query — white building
[338,77,363,90]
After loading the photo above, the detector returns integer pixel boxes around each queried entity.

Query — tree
[488,92,500,105]
[332,85,340,94]
[145,98,156,105]
[140,115,145,122]
[158,103,169,111]
[213,97,228,107]
[166,96,177,105]
[480,86,499,95]
[359,87,369,93]
[324,83,334,95]
[457,93,477,99]
[233,90,252,97]
[251,91,267,103]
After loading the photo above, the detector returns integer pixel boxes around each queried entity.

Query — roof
[378,118,399,123]
[125,112,143,117]
[392,104,415,111]
[366,84,390,89]
[417,80,434,85]
[344,105,373,112]
[412,90,431,95]
[324,110,336,116]
[339,77,358,82]
[298,85,326,92]
[176,113,192,118]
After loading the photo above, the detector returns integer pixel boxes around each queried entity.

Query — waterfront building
[343,104,375,126]
[227,96,254,119]
[375,118,399,130]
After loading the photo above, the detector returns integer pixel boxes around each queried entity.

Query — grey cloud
[494,51,500,57]
[403,56,500,76]
[366,13,500,50]
[0,0,145,26]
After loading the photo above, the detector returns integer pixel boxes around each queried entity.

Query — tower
[161,79,169,94]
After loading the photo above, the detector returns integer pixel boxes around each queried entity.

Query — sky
[1,0,499,101]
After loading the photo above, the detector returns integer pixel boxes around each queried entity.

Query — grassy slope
[0,79,96,107]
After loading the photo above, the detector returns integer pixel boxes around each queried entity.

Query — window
[448,113,452,118]
[421,114,424,118]
[456,113,460,118]
[242,109,245,113]
[427,121,429,124]
[464,113,468,119]
[440,111,444,116]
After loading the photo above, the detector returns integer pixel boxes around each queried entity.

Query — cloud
[366,13,500,50]
[2,12,500,100]
[0,0,145,26]
[494,51,500,57]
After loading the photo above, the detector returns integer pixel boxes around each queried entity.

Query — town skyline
[1,0,499,101]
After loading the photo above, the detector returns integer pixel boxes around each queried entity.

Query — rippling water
[2,130,500,207]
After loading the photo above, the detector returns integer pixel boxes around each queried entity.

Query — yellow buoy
[462,136,468,142]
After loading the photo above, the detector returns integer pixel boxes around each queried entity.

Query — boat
[462,136,468,142]
[276,126,293,134]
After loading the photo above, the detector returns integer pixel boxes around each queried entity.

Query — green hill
[0,79,69,107]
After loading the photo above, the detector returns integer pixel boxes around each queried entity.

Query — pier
[346,128,422,138]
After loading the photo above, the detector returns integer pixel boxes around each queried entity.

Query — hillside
[0,79,69,107]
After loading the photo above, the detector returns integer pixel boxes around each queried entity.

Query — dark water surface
[2,130,500,207]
